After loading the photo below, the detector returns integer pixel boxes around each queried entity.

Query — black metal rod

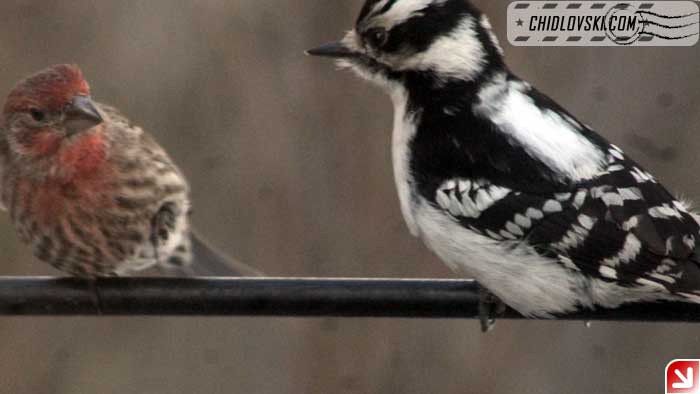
[1,277,700,321]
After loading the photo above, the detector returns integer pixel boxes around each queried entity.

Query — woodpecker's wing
[434,153,700,294]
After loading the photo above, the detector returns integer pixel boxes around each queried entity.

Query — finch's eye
[365,28,389,49]
[29,109,45,122]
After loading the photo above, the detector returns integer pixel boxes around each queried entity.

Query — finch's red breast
[11,127,113,225]
[56,127,108,177]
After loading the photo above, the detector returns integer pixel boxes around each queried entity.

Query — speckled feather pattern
[1,103,192,277]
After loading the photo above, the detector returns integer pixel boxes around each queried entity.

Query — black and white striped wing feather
[434,148,700,297]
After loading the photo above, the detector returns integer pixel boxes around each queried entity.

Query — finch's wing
[433,158,700,294]
[99,103,189,182]
[97,103,264,277]
[97,103,133,128]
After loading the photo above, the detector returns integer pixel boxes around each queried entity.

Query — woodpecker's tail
[162,230,264,277]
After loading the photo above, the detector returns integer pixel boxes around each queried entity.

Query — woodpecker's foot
[478,286,506,333]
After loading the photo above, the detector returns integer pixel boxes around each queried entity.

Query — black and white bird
[308,0,700,327]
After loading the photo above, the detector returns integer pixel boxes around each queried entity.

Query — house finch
[0,64,260,277]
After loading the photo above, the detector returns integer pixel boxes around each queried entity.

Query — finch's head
[2,64,104,158]
[308,0,504,88]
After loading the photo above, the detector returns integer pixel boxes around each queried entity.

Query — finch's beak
[65,95,103,134]
[306,41,360,59]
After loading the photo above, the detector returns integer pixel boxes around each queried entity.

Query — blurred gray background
[0,1,698,393]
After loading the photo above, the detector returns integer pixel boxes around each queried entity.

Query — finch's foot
[87,278,104,315]
[478,285,506,333]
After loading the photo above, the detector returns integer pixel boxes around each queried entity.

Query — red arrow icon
[667,360,700,393]
[674,367,694,389]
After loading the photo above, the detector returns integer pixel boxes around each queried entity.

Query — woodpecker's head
[308,0,505,88]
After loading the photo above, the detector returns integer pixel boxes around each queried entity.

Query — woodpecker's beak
[306,41,360,59]
[65,95,103,134]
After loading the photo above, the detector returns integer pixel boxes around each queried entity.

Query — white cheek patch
[346,10,488,83]
[399,18,486,80]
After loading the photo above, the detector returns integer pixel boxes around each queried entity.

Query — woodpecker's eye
[365,28,389,48]
[29,108,45,122]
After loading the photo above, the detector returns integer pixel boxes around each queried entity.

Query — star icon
[516,18,524,27]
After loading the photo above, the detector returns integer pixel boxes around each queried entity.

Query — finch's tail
[164,230,264,277]
[189,231,264,276]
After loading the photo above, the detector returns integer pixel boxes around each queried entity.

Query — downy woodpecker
[308,0,700,328]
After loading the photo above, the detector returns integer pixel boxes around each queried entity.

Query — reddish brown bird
[0,64,259,277]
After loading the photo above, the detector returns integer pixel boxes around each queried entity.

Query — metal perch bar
[1,276,700,321]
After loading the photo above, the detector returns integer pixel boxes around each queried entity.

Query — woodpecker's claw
[478,285,506,333]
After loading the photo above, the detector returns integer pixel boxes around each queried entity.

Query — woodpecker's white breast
[414,201,585,316]
[390,86,421,237]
